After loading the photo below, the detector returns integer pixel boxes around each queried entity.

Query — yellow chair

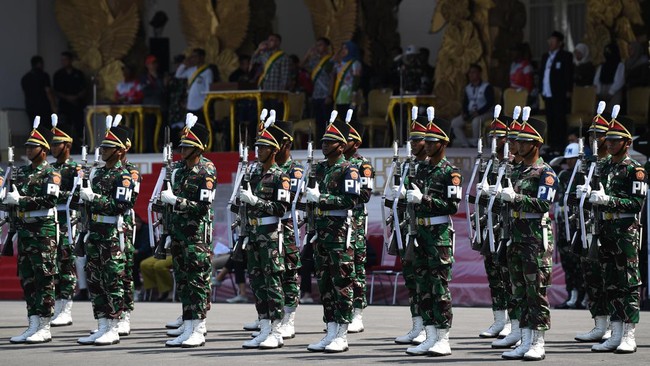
[359,88,393,147]
[626,87,650,129]
[287,92,306,121]
[567,85,596,128]
[503,88,528,117]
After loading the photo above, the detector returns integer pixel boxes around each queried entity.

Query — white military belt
[316,209,348,217]
[18,208,55,219]
[92,214,118,224]
[281,212,291,221]
[56,204,67,211]
[511,211,544,219]
[601,212,636,220]
[248,216,279,226]
[417,215,450,226]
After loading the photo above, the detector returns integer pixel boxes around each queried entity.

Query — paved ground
[0,301,647,365]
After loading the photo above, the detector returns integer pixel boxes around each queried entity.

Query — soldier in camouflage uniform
[49,120,80,327]
[343,116,375,333]
[494,117,556,361]
[391,115,428,345]
[5,122,60,344]
[574,112,612,342]
[269,120,303,339]
[404,117,461,357]
[240,124,291,349]
[76,126,134,346]
[160,123,215,348]
[306,118,360,353]
[588,114,646,353]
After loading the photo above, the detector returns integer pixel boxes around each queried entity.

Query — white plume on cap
[345,109,353,123]
[411,106,418,121]
[597,101,606,115]
[513,106,522,120]
[113,114,123,127]
[493,104,502,119]
[612,104,620,119]
[264,110,276,128]
[105,115,113,131]
[33,116,41,129]
[260,108,268,122]
[426,107,434,122]
[329,110,338,123]
[185,113,196,130]
[522,106,531,122]
[51,114,58,128]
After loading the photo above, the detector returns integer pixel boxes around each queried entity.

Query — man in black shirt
[53,52,86,151]
[21,56,56,122]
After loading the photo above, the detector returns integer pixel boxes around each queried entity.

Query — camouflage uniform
[313,157,360,324]
[121,160,140,313]
[13,161,61,317]
[556,168,584,300]
[86,160,133,319]
[51,159,80,300]
[246,163,291,320]
[412,158,462,328]
[279,159,303,308]
[169,156,216,320]
[504,161,523,322]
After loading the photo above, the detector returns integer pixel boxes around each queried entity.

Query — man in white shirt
[175,48,214,126]
[450,64,495,147]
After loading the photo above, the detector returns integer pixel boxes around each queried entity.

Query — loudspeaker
[149,38,170,74]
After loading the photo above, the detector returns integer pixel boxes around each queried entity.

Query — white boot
[479,310,507,338]
[165,320,193,347]
[406,325,437,355]
[395,316,424,344]
[78,319,108,345]
[117,311,131,336]
[502,328,532,359]
[523,330,546,361]
[278,307,296,339]
[575,315,608,342]
[324,323,349,353]
[592,321,623,352]
[498,320,512,338]
[348,308,364,333]
[242,319,271,349]
[181,319,206,348]
[52,300,62,320]
[259,320,284,349]
[428,328,451,356]
[9,315,40,344]
[565,289,579,308]
[25,317,52,344]
[168,320,206,337]
[492,319,521,348]
[51,300,73,326]
[165,315,183,329]
[307,322,338,352]
[94,319,120,345]
[243,318,261,331]
[602,324,612,340]
[412,329,426,344]
[615,323,637,353]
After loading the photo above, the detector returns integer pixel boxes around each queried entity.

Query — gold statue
[584,0,643,64]
[304,0,358,52]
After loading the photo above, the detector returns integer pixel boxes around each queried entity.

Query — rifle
[73,145,100,257]
[232,144,251,262]
[465,131,484,247]
[567,136,587,254]
[485,105,503,254]
[292,139,312,249]
[227,139,245,250]
[494,140,512,259]
[404,131,418,261]
[1,145,16,256]
[587,135,602,260]
[384,140,402,255]
[148,126,174,259]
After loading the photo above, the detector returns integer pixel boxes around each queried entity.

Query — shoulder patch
[350,168,359,180]
[52,173,61,185]
[545,175,555,186]
[451,173,461,186]
[282,176,290,190]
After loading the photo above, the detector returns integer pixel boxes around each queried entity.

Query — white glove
[476,180,490,196]
[387,185,406,201]
[2,185,21,205]
[306,184,320,203]
[0,187,6,201]
[500,186,517,202]
[576,184,591,198]
[239,185,259,206]
[589,183,610,205]
[79,185,98,202]
[406,183,423,204]
[160,185,178,205]
[489,184,501,197]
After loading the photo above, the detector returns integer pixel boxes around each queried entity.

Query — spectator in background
[21,55,56,122]
[625,41,649,89]
[399,45,427,94]
[289,54,313,95]
[212,255,249,303]
[573,43,595,87]
[230,54,257,143]
[53,51,86,152]
[509,43,534,92]
[168,54,188,144]
[301,37,334,145]
[140,252,173,302]
[175,48,213,126]
[540,31,574,150]
[419,47,434,94]
[132,214,152,301]
[229,55,253,84]
[251,33,291,116]
[333,40,362,115]
[450,63,494,147]
[114,64,143,104]
[594,42,625,112]
[141,55,166,152]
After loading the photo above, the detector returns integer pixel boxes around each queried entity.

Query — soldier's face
[508,139,518,155]
[257,145,274,162]
[25,145,44,160]
[181,146,197,160]
[321,140,341,156]
[566,157,578,169]
[51,143,64,157]
[590,132,606,149]
[424,140,442,157]
[410,138,424,155]
[100,146,119,162]
[605,138,628,156]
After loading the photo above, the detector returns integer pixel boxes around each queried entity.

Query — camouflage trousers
[86,227,125,320]
[315,242,356,324]
[484,253,510,311]
[171,240,212,320]
[557,237,583,293]
[352,215,367,309]
[247,238,285,321]
[580,256,608,318]
[121,239,135,312]
[399,247,418,317]
[507,241,552,331]
[55,227,77,300]
[600,222,641,324]
[282,220,301,309]
[18,232,57,317]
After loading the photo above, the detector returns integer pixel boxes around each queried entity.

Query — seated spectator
[212,254,249,303]
[509,43,533,92]
[594,43,625,113]
[115,64,143,104]
[573,43,595,87]
[450,63,494,147]
[625,41,649,89]
[140,253,173,301]
[132,214,152,301]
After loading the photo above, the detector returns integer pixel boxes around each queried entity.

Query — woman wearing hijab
[594,43,625,111]
[332,41,362,114]
[625,41,649,88]
[573,43,595,87]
